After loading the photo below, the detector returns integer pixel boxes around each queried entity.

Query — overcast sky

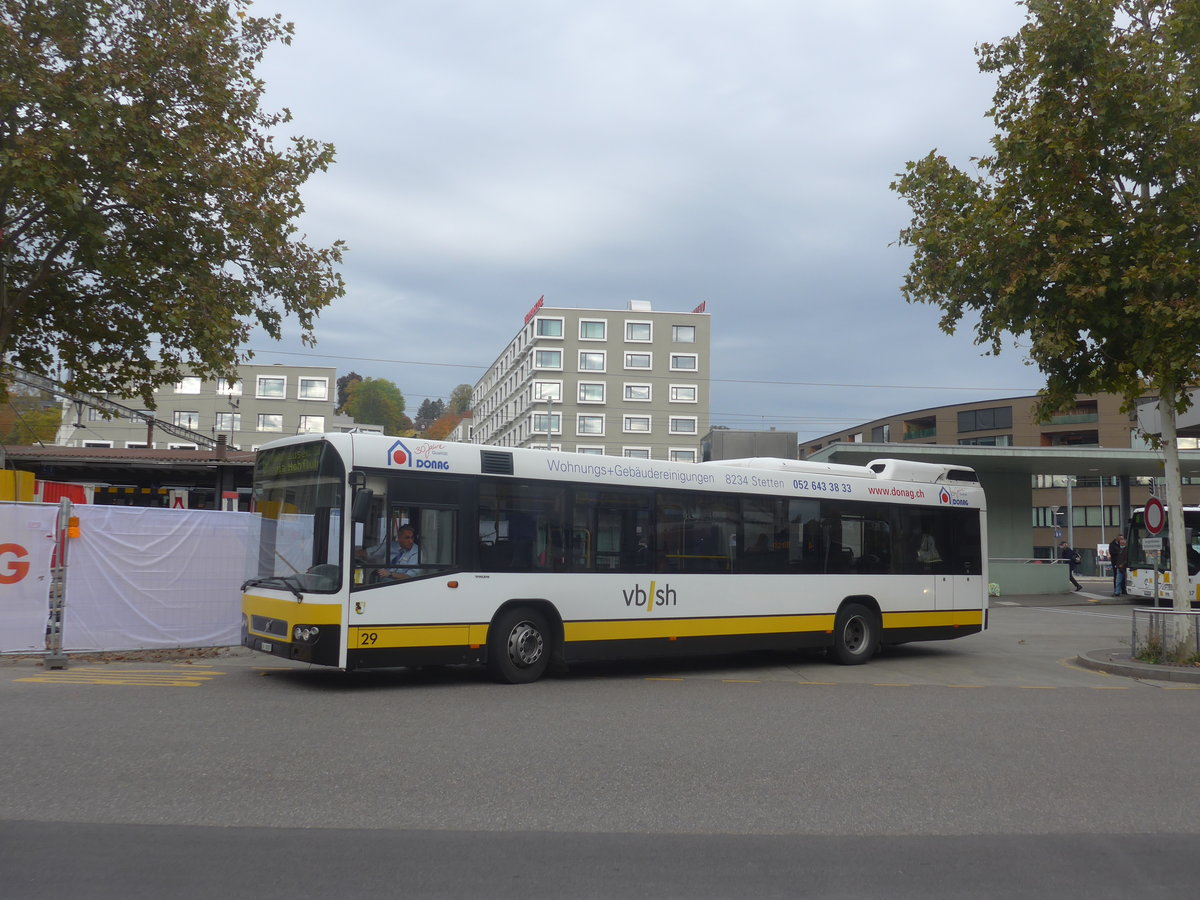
[247,0,1042,440]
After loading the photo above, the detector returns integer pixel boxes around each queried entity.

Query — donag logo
[387,439,412,467]
[0,543,31,584]
[939,488,951,504]
[940,487,970,507]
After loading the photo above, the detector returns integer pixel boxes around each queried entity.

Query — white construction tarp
[0,504,59,651]
[63,506,257,651]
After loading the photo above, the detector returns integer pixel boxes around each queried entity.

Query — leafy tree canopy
[449,383,472,415]
[336,371,362,411]
[0,0,346,405]
[893,0,1200,419]
[425,411,463,441]
[342,377,407,435]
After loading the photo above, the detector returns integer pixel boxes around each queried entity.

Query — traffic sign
[1142,537,1163,551]
[1144,496,1166,534]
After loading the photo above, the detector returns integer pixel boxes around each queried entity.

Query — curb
[1076,648,1200,684]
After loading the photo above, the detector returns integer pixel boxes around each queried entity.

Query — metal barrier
[1131,607,1200,662]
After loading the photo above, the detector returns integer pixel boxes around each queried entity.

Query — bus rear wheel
[832,602,879,665]
[488,607,551,684]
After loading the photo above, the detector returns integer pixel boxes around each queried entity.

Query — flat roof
[807,442,1200,478]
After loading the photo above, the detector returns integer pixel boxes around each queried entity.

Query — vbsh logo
[622,581,678,612]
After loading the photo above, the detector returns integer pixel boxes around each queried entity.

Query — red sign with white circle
[1144,496,1166,535]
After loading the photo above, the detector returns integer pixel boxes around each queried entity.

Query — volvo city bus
[241,433,988,683]
[1127,505,1200,606]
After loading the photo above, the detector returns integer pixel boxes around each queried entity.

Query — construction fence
[0,502,255,655]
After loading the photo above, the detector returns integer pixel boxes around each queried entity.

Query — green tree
[893,0,1200,633]
[449,383,473,415]
[0,382,60,443]
[414,397,445,432]
[342,377,407,435]
[0,0,345,405]
[336,371,362,411]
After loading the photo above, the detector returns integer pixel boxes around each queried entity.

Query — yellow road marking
[15,666,227,687]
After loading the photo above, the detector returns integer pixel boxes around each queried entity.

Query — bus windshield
[248,440,346,594]
[1128,507,1200,574]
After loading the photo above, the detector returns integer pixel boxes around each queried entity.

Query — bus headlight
[293,625,320,643]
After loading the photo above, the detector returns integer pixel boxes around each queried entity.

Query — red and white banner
[0,504,58,651]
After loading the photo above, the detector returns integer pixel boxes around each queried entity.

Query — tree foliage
[893,0,1200,618]
[342,377,407,435]
[0,382,60,443]
[414,397,445,432]
[0,0,346,405]
[336,371,362,411]
[449,383,472,415]
[425,411,463,441]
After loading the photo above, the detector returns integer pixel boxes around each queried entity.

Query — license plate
[261,641,272,652]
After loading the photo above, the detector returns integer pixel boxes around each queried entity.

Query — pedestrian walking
[1059,541,1082,591]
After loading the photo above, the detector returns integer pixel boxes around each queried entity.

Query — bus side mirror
[352,488,374,523]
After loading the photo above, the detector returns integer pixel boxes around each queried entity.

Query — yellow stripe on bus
[242,594,342,626]
[351,624,490,649]
[882,610,984,629]
[564,614,837,643]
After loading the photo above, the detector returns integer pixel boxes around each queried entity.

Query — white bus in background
[1127,505,1200,606]
[241,434,988,683]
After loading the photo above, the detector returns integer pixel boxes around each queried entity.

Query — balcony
[1048,413,1099,425]
[903,428,937,441]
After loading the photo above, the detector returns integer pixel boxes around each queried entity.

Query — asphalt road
[2,592,1197,898]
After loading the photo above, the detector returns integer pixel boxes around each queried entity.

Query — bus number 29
[360,632,379,646]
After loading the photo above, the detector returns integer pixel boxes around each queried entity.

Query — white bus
[241,433,988,682]
[1127,506,1200,606]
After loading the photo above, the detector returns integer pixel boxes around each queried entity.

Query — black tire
[487,607,552,684]
[832,602,879,665]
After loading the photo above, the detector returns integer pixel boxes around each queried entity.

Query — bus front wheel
[832,602,879,665]
[487,607,551,684]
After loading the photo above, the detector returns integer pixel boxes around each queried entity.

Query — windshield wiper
[240,575,303,600]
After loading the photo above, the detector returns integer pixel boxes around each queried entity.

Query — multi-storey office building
[55,363,341,451]
[798,392,1200,568]
[460,300,711,461]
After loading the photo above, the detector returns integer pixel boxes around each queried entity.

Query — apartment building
[55,363,342,450]
[459,299,711,461]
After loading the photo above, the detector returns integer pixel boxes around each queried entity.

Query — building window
[215,412,241,432]
[128,409,152,422]
[871,423,891,442]
[578,382,606,403]
[298,377,328,401]
[577,414,605,436]
[256,376,286,399]
[533,413,561,434]
[257,414,283,432]
[125,441,151,449]
[576,446,605,455]
[175,376,202,394]
[623,415,651,433]
[669,353,698,371]
[167,443,198,450]
[535,317,563,338]
[625,321,652,342]
[624,383,652,402]
[959,435,1012,446]
[532,381,562,401]
[623,447,651,458]
[669,449,697,462]
[672,325,696,343]
[82,440,113,448]
[578,350,606,372]
[87,407,105,422]
[534,349,562,370]
[957,406,1013,433]
[624,352,652,369]
[579,320,606,340]
[216,378,242,396]
[669,384,697,403]
[669,416,698,434]
[173,410,200,429]
[298,415,325,433]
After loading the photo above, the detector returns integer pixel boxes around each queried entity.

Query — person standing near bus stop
[1059,541,1082,591]
[1109,534,1127,596]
